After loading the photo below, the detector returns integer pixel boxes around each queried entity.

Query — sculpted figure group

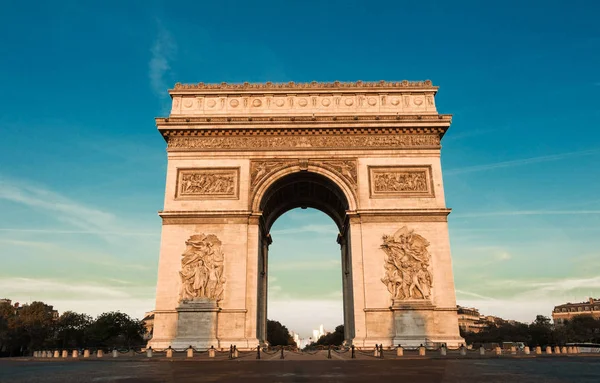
[180,173,236,195]
[381,227,433,301]
[374,171,428,193]
[179,234,226,303]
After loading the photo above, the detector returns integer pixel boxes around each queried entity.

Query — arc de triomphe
[149,80,464,349]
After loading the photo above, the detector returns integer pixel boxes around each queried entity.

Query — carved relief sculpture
[179,234,226,303]
[250,161,292,188]
[381,227,433,301]
[369,166,433,198]
[316,160,357,189]
[177,168,239,199]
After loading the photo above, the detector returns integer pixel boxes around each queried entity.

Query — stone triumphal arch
[149,80,464,349]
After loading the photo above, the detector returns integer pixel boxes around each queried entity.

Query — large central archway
[254,170,355,344]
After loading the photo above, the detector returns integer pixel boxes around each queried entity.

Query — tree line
[461,315,600,347]
[0,301,145,357]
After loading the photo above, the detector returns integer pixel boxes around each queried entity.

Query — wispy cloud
[149,22,177,98]
[0,228,156,236]
[445,148,599,176]
[270,259,340,271]
[0,176,158,241]
[452,210,600,218]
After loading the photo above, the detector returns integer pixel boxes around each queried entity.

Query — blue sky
[1,1,599,337]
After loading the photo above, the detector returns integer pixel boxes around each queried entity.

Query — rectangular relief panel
[368,166,434,198]
[175,167,240,200]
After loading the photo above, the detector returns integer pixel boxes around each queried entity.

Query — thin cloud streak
[0,228,157,236]
[452,210,600,218]
[149,22,176,97]
[445,148,599,176]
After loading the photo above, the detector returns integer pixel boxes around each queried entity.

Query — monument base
[391,300,464,347]
[170,299,220,350]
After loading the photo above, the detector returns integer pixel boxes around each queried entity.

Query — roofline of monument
[168,80,439,95]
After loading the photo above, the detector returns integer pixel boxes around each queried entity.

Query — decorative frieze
[369,166,434,198]
[381,227,433,301]
[173,80,435,90]
[169,135,440,151]
[176,168,240,199]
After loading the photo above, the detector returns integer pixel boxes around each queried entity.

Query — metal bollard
[280,345,284,359]
[327,345,332,359]
[209,346,215,358]
[379,344,384,359]
[524,346,530,355]
[84,349,90,358]
[187,346,194,358]
[146,347,153,358]
[351,345,356,359]
[72,349,78,358]
[97,349,104,358]
[166,346,173,358]
[396,346,403,357]
[418,345,426,356]
[256,345,261,360]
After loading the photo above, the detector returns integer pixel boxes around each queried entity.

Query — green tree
[266,319,296,347]
[16,302,54,353]
[85,312,144,348]
[52,311,92,349]
[314,325,345,346]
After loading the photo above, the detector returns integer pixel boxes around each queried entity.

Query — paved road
[1,357,600,383]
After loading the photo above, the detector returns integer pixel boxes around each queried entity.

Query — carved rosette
[380,227,433,301]
[176,168,239,199]
[179,234,226,303]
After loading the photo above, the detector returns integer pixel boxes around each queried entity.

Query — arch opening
[256,171,355,346]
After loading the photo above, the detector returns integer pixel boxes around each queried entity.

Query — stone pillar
[510,346,516,355]
[535,346,541,354]
[97,349,104,358]
[396,347,403,356]
[524,346,530,355]
[440,346,446,356]
[348,218,367,346]
[53,350,59,358]
[72,350,78,358]
[418,345,426,356]
[146,348,153,358]
[561,346,567,354]
[61,350,68,358]
[545,346,552,354]
[166,348,173,358]
[494,346,501,355]
[208,348,215,358]
[554,346,560,354]
[186,347,193,358]
[112,349,118,358]
[479,346,485,356]
[83,349,90,358]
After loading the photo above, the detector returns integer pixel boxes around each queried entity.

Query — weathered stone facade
[149,80,464,349]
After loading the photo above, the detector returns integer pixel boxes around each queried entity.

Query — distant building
[0,298,11,305]
[142,311,155,340]
[457,306,488,333]
[552,297,600,324]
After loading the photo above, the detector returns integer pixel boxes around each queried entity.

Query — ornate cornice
[172,80,437,92]
[157,114,451,125]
